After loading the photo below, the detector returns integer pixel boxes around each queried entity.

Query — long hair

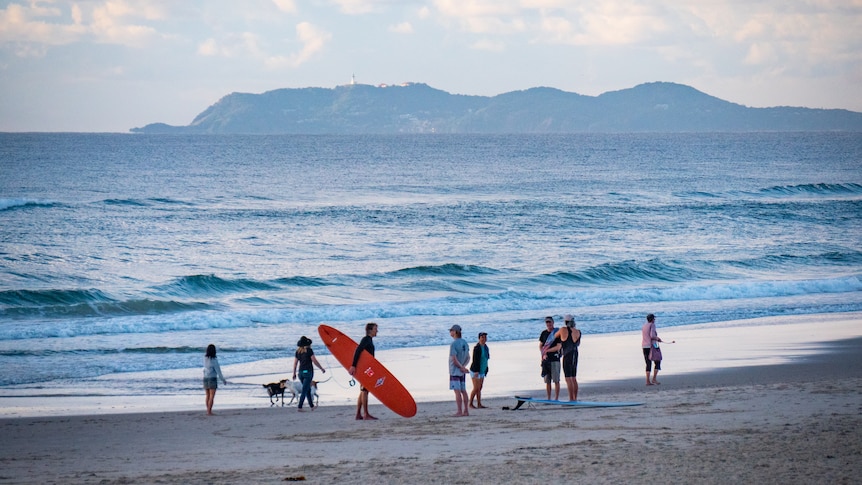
[205,344,217,358]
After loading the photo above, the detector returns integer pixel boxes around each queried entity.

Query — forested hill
[131,82,862,134]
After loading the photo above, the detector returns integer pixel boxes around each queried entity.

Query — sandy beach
[1,313,861,484]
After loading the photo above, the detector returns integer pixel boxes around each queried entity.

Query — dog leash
[321,355,357,389]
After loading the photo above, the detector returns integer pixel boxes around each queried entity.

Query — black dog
[263,379,288,406]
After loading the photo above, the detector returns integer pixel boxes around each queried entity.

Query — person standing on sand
[203,344,227,416]
[642,313,673,385]
[469,332,490,409]
[449,324,471,416]
[349,322,378,420]
[539,316,562,400]
[555,314,581,401]
[292,336,325,412]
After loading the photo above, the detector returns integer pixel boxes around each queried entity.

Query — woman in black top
[557,315,581,401]
[293,336,325,411]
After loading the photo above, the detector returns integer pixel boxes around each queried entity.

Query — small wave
[673,190,722,199]
[103,198,151,207]
[0,288,113,307]
[147,197,193,206]
[2,275,860,341]
[675,183,862,201]
[757,183,862,198]
[273,276,331,287]
[389,263,499,277]
[0,198,62,211]
[729,251,862,271]
[154,274,279,297]
[542,259,722,286]
[0,298,213,319]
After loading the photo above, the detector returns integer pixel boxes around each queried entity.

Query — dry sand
[1,314,861,484]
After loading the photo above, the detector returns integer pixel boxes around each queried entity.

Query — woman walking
[203,344,227,415]
[293,336,325,411]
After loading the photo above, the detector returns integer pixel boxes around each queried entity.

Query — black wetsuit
[561,328,581,378]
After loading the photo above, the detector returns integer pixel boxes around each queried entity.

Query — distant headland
[131,81,862,134]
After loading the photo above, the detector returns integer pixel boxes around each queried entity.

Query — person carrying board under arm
[349,322,378,420]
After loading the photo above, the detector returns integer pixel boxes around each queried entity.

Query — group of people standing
[447,324,491,416]
[539,315,582,401]
[202,312,669,416]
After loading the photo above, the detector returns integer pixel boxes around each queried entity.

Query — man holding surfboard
[349,322,378,420]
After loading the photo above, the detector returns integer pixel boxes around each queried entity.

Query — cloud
[330,0,382,15]
[0,0,167,53]
[197,22,332,69]
[272,0,297,14]
[426,0,862,81]
[265,22,332,68]
[471,38,505,51]
[90,1,163,47]
[0,2,87,49]
[389,21,413,34]
[196,31,265,58]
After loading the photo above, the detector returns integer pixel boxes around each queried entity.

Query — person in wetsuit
[556,314,581,401]
[349,322,378,420]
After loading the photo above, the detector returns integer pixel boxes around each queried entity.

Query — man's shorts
[543,361,561,384]
[470,371,486,379]
[449,375,466,391]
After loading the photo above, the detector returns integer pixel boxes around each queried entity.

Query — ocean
[1,132,861,398]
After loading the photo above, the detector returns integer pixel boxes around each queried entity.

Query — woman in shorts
[469,332,490,408]
[203,344,227,415]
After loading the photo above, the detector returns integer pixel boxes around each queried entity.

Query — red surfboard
[318,324,417,418]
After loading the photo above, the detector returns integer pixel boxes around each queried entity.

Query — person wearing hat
[448,324,471,416]
[292,335,325,411]
[555,314,581,401]
[469,332,490,409]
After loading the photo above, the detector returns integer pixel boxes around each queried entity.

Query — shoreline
[0,312,860,418]
[0,316,860,483]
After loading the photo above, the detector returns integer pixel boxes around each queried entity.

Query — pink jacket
[642,321,659,348]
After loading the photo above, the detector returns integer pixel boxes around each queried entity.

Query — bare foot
[646,382,654,386]
[297,408,305,412]
[364,415,378,420]
[469,403,477,409]
[478,405,487,408]
[652,380,661,385]
[355,414,364,420]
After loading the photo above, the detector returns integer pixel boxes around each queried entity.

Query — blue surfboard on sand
[506,395,644,410]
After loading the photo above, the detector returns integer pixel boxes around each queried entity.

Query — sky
[1,0,861,132]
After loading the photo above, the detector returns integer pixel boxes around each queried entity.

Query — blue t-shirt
[449,338,470,376]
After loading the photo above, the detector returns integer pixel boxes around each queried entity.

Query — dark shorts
[203,377,218,390]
